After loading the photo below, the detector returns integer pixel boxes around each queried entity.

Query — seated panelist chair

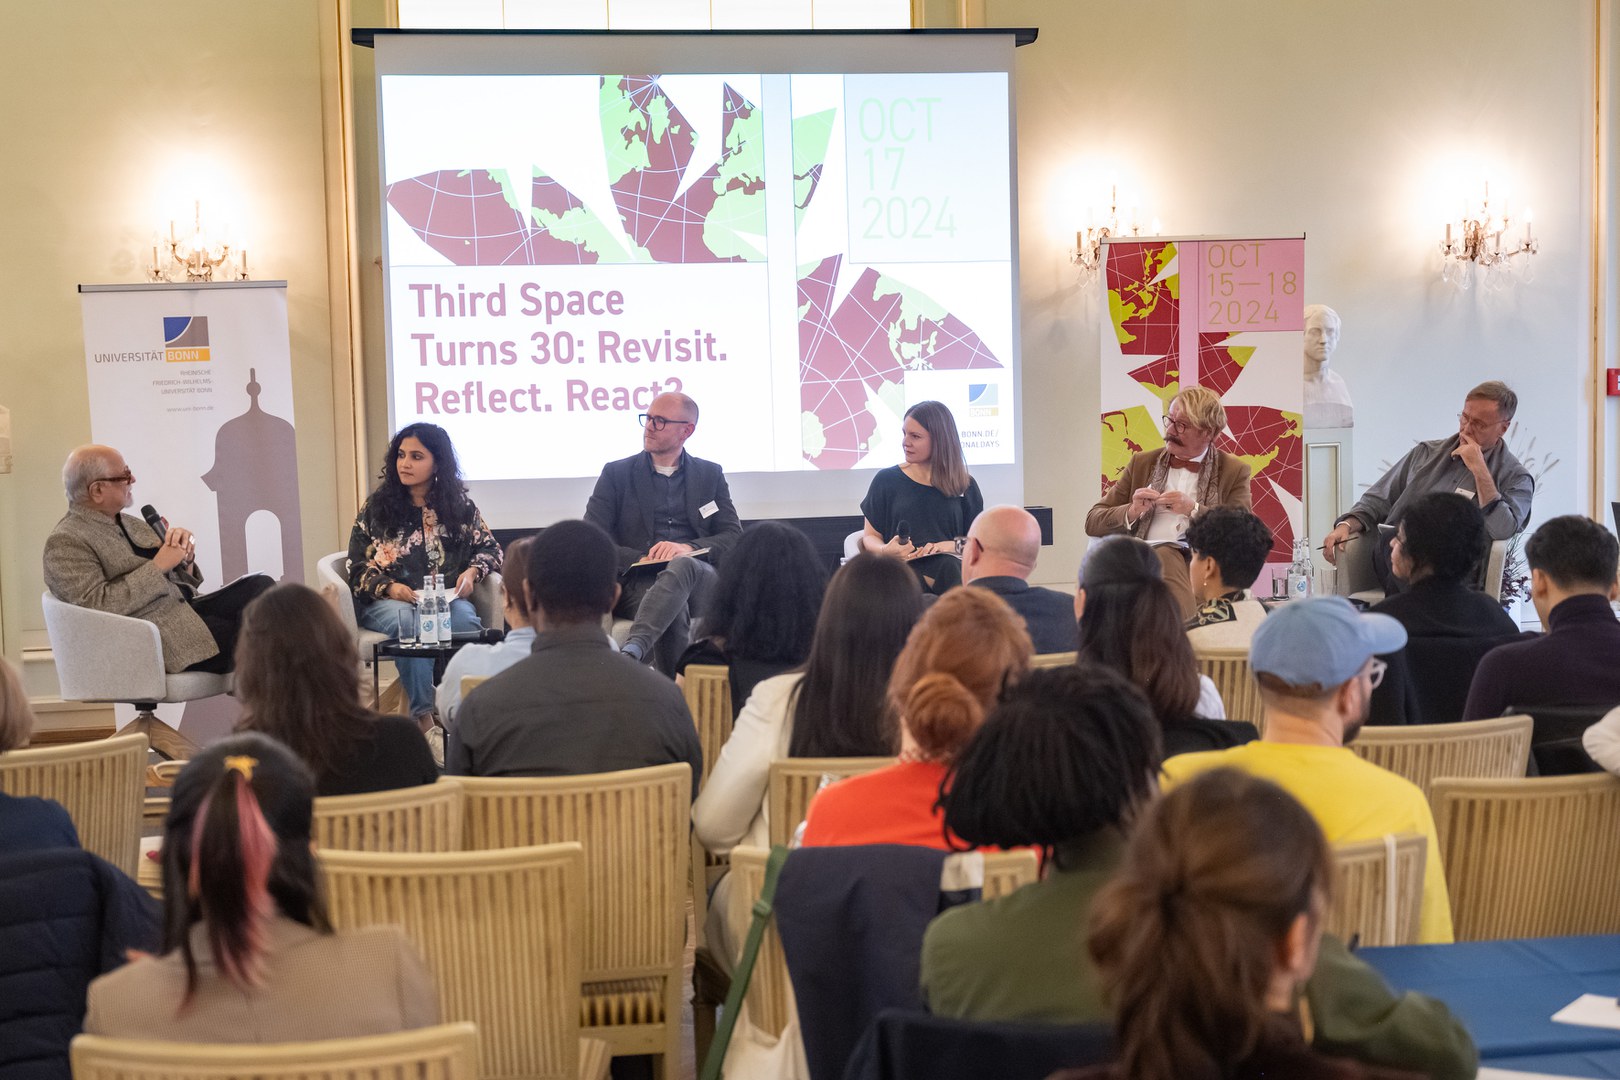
[41,592,227,760]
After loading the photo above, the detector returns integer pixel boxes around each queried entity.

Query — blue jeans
[359,596,481,718]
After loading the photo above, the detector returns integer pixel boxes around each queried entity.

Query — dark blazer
[584,451,742,572]
[968,576,1077,654]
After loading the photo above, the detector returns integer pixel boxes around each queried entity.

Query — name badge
[1454,487,1476,499]
[700,500,719,519]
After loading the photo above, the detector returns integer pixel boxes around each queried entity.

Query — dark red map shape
[799,255,1002,469]
[1216,405,1302,561]
[386,169,597,266]
[1125,354,1180,398]
[612,77,759,263]
[1105,241,1178,358]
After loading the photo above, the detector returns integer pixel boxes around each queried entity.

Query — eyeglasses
[638,413,693,432]
[93,469,134,486]
[1458,411,1505,433]
[1161,415,1193,433]
[1364,657,1388,689]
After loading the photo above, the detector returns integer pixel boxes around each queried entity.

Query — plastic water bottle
[435,573,451,644]
[1288,537,1314,600]
[418,574,437,644]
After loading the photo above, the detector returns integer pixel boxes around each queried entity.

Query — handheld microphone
[895,519,911,546]
[451,627,506,645]
[139,504,166,541]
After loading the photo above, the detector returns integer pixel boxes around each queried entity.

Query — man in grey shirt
[448,519,702,786]
[1323,380,1534,590]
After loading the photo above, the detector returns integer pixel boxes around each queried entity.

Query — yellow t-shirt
[1161,741,1454,944]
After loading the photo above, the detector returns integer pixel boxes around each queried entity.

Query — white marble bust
[1303,303,1353,427]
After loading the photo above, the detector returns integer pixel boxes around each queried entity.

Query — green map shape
[1100,405,1166,492]
[702,94,767,260]
[791,108,836,230]
[529,168,635,262]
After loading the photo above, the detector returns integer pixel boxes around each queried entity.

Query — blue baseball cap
[1250,596,1408,688]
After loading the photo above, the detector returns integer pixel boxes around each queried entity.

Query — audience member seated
[436,534,537,727]
[1582,705,1620,776]
[692,552,923,963]
[448,519,702,782]
[921,664,1160,1021]
[919,666,1476,1080]
[799,587,1032,849]
[676,520,828,713]
[1077,535,1253,757]
[85,733,438,1040]
[1463,514,1620,721]
[961,505,1078,654]
[234,583,437,796]
[1184,507,1274,648]
[1053,769,1425,1080]
[1367,493,1520,726]
[0,656,79,853]
[1163,598,1454,943]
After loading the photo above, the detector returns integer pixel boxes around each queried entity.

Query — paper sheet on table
[1551,992,1620,1029]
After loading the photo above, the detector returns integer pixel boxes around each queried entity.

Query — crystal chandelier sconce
[1071,186,1156,282]
[1438,183,1536,291]
[151,201,249,283]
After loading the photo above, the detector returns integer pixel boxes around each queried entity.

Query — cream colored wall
[993,0,1600,587]
[0,3,344,690]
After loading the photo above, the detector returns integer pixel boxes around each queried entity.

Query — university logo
[163,316,211,363]
[968,382,998,418]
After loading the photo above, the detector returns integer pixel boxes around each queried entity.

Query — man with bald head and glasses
[1322,380,1534,592]
[585,392,742,674]
[1086,386,1254,618]
[43,444,272,673]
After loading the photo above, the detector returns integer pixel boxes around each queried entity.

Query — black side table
[371,638,474,708]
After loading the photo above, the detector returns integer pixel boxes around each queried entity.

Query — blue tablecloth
[1362,935,1620,1077]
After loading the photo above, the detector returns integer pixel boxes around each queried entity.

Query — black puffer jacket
[0,848,161,1080]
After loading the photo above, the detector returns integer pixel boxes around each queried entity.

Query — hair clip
[223,755,258,780]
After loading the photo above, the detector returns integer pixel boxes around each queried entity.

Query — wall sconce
[1071,186,1157,282]
[1438,182,1536,291]
[151,200,249,283]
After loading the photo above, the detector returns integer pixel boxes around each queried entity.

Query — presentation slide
[378,66,1017,484]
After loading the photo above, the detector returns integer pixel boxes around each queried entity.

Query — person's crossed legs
[614,556,716,675]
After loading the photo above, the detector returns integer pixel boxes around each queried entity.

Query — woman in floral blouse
[347,423,501,733]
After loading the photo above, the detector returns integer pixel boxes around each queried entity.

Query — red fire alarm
[1609,369,1620,396]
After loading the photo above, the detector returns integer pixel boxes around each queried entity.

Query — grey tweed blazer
[43,505,216,672]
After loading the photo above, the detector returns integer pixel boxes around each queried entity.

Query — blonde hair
[0,656,36,753]
[1171,386,1227,433]
[905,401,971,499]
[887,588,1032,760]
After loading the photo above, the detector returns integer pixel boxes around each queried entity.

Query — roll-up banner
[78,281,302,738]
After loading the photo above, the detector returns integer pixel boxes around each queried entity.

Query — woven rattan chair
[1326,834,1426,947]
[70,1022,482,1080]
[767,757,895,847]
[319,843,608,1080]
[1193,645,1263,731]
[458,765,690,1078]
[0,732,146,875]
[313,778,465,853]
[1432,773,1620,940]
[1030,651,1076,669]
[683,663,734,948]
[1349,715,1532,800]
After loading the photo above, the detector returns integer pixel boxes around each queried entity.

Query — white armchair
[1332,534,1510,604]
[40,592,231,759]
[317,552,506,657]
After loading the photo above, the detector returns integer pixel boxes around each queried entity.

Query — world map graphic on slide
[1104,240,1301,560]
[386,76,765,265]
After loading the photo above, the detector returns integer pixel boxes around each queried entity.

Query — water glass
[397,607,419,645]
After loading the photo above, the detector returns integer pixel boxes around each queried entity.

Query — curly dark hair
[701,522,827,664]
[367,423,476,535]
[1396,493,1488,584]
[940,664,1161,868]
[1183,508,1275,590]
